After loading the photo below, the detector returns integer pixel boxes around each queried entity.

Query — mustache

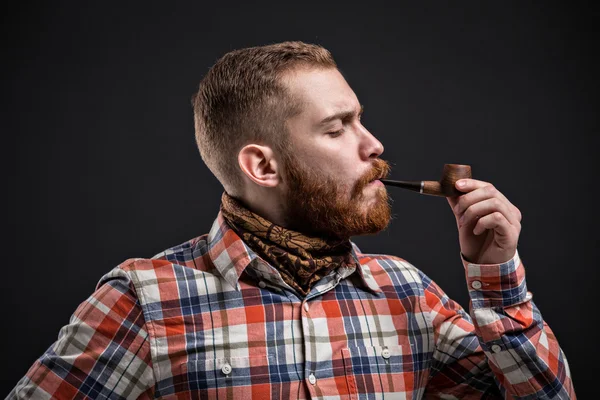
[352,159,391,197]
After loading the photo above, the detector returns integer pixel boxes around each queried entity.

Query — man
[9,41,575,399]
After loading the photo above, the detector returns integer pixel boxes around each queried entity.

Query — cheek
[315,149,357,175]
[322,163,357,188]
[293,140,360,183]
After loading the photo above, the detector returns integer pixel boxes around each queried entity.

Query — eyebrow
[317,104,364,126]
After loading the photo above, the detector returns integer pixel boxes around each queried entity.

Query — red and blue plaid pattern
[8,213,575,399]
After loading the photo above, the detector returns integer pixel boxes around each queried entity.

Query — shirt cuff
[461,250,529,309]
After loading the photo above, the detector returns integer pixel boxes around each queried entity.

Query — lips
[352,159,391,197]
[367,172,385,184]
[370,172,387,183]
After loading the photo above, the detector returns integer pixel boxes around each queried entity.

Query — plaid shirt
[9,213,575,399]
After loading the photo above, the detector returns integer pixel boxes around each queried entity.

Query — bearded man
[9,41,575,399]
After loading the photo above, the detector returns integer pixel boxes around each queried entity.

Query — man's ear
[238,144,280,187]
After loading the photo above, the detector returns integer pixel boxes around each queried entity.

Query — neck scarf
[220,192,356,296]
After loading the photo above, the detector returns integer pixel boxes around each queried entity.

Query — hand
[446,179,522,265]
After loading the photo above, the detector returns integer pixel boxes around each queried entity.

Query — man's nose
[360,128,384,160]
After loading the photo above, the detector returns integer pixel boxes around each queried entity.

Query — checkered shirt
[8,212,575,399]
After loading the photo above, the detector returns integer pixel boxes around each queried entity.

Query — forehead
[283,67,360,119]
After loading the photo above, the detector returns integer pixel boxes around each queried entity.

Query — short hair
[192,41,337,195]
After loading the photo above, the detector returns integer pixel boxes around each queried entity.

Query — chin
[363,192,385,207]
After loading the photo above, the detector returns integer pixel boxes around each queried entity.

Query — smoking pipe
[380,164,472,197]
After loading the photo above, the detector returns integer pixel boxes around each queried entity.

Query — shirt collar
[207,212,382,294]
[349,242,383,293]
[207,212,257,290]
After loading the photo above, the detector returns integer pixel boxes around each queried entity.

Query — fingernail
[457,180,466,187]
[459,214,465,225]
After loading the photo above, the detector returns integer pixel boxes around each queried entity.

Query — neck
[236,186,288,228]
[220,192,356,296]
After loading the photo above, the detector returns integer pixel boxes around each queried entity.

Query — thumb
[446,196,459,210]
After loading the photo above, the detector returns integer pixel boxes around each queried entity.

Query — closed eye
[326,129,344,138]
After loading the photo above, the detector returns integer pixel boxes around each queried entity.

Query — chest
[139,271,435,399]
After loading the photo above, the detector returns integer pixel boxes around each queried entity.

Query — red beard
[280,155,392,239]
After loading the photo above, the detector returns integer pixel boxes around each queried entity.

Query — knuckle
[456,199,465,213]
[463,207,471,219]
[486,185,497,196]
[493,212,503,221]
[515,208,522,221]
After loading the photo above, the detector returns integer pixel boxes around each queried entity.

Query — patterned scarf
[220,192,357,296]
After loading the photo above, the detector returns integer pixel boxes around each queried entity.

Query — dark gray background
[4,2,597,397]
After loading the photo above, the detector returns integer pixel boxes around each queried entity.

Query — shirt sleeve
[7,268,155,399]
[422,250,576,399]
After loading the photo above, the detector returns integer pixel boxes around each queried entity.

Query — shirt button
[304,302,309,312]
[258,281,266,289]
[491,344,502,353]
[471,280,482,290]
[382,348,391,359]
[221,363,232,375]
[308,373,317,385]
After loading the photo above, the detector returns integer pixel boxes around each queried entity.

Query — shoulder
[97,233,218,291]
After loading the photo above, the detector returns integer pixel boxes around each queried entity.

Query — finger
[448,179,493,210]
[455,178,492,194]
[473,212,516,241]
[454,180,521,222]
[456,179,522,222]
[459,197,521,228]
